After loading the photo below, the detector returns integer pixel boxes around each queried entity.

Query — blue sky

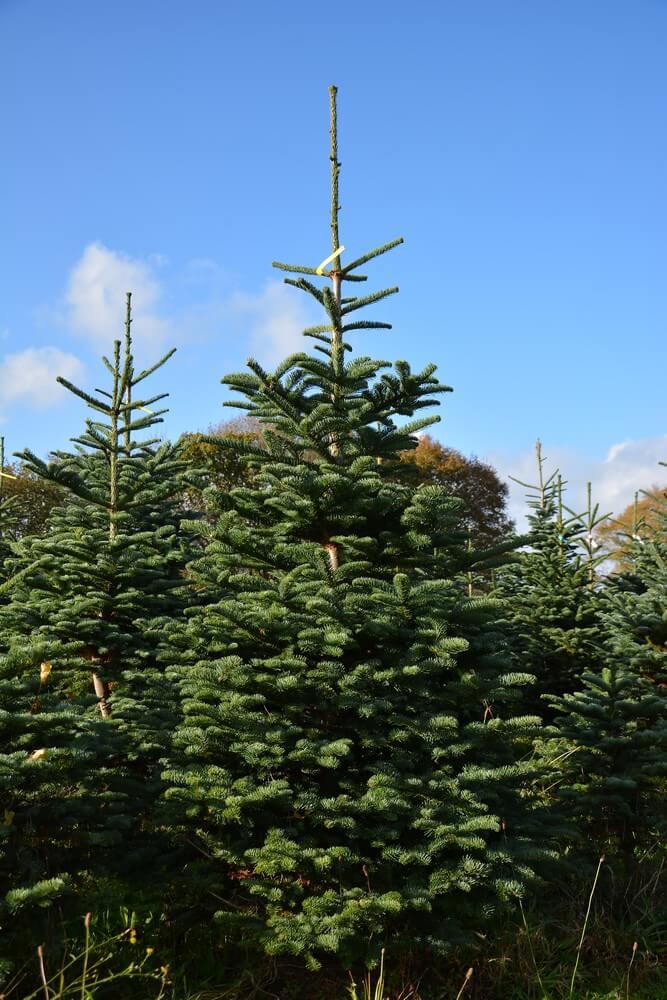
[2,0,666,521]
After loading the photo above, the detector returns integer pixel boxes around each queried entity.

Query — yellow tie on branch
[316,246,345,275]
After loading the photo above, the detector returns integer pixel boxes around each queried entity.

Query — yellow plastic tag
[40,661,52,684]
[316,246,345,275]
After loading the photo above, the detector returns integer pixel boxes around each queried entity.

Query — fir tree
[0,297,193,950]
[545,464,667,871]
[545,661,667,871]
[529,467,667,875]
[603,477,667,688]
[165,86,549,970]
[598,486,667,572]
[496,442,608,716]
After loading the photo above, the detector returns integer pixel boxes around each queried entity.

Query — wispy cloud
[227,281,313,364]
[65,243,172,347]
[60,245,312,365]
[0,347,84,419]
[486,434,667,529]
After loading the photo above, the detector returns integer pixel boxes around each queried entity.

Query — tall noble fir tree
[496,442,608,717]
[164,86,550,971]
[0,297,193,961]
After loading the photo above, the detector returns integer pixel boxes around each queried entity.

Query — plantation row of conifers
[0,88,666,995]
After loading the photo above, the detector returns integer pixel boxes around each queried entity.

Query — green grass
[4,864,667,1000]
[6,929,666,1000]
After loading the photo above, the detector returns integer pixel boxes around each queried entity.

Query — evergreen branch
[122,392,170,412]
[132,437,163,450]
[245,359,272,384]
[341,237,404,274]
[244,361,304,424]
[283,277,325,305]
[198,436,269,461]
[272,260,325,276]
[77,420,110,448]
[13,449,96,502]
[221,400,256,411]
[86,419,113,437]
[56,378,112,415]
[322,285,341,320]
[303,325,334,336]
[396,415,441,437]
[304,332,333,344]
[221,371,262,393]
[132,347,177,385]
[69,440,112,457]
[0,558,45,595]
[272,260,367,281]
[342,321,393,332]
[341,286,398,315]
[508,470,559,492]
[272,353,310,379]
[124,412,167,433]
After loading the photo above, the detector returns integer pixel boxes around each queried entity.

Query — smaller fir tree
[0,297,193,964]
[536,466,667,878]
[545,662,667,873]
[497,441,608,715]
[603,476,667,689]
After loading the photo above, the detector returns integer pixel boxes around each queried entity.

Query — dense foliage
[0,89,665,998]
[0,301,195,964]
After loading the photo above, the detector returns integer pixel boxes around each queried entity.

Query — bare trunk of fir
[323,542,339,572]
[91,342,122,719]
[328,85,343,459]
[92,671,111,719]
[124,292,133,453]
[556,474,564,560]
[586,482,595,589]
[324,85,343,573]
[330,267,343,443]
[325,266,342,574]
[536,439,546,509]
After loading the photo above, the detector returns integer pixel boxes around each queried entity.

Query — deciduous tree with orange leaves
[398,434,514,548]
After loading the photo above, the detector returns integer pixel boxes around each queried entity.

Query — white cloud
[0,347,84,416]
[184,257,225,283]
[227,280,314,364]
[62,246,312,365]
[65,243,171,347]
[486,434,667,530]
[597,436,667,506]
